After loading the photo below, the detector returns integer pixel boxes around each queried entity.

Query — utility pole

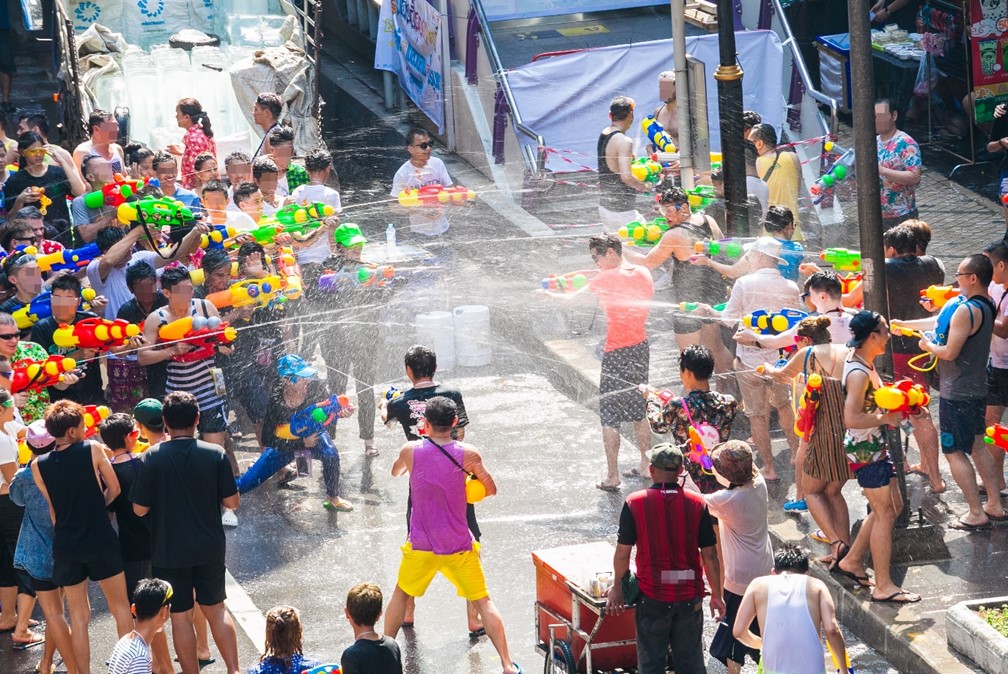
[671,0,694,190]
[713,0,748,237]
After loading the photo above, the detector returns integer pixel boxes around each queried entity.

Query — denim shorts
[853,458,894,490]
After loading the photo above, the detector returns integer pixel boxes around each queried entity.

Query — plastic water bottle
[385,223,397,259]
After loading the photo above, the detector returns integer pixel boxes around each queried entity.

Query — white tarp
[505,31,785,173]
[374,0,446,133]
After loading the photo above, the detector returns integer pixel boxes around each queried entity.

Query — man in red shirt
[537,233,654,490]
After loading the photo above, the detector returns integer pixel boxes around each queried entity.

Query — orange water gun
[83,405,111,438]
[11,356,76,394]
[158,315,237,362]
[874,379,930,417]
[794,373,823,442]
[53,318,140,351]
[205,276,284,311]
[919,285,959,308]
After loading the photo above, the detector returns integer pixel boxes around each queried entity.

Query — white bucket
[453,305,491,367]
[415,311,455,371]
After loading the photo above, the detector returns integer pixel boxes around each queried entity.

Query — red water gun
[840,272,863,308]
[985,424,1008,451]
[83,405,111,438]
[53,318,141,351]
[11,356,76,394]
[874,379,930,417]
[83,173,146,209]
[158,316,237,362]
[794,373,823,442]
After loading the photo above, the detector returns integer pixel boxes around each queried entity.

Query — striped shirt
[156,301,224,414]
[107,632,152,674]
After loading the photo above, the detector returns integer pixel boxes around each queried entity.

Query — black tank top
[597,130,638,212]
[673,217,728,304]
[36,440,119,560]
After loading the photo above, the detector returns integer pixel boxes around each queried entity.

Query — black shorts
[709,589,761,666]
[0,494,26,591]
[154,560,227,613]
[18,570,55,594]
[939,397,986,455]
[53,549,124,587]
[599,340,649,427]
[198,404,228,436]
[853,458,894,490]
[988,367,1008,408]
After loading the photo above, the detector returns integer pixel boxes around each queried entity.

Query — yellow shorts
[396,541,488,601]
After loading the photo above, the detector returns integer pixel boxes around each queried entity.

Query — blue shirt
[9,465,54,581]
[245,654,321,674]
[778,239,804,282]
[170,187,203,214]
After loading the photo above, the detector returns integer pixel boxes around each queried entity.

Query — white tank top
[759,573,826,674]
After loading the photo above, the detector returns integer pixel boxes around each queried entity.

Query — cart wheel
[551,639,576,674]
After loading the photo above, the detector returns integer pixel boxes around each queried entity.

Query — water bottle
[385,223,397,259]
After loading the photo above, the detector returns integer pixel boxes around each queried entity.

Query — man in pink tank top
[383,396,523,674]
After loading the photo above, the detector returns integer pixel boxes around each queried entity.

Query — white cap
[744,236,785,262]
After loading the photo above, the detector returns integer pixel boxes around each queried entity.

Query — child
[224,151,252,201]
[289,147,342,268]
[246,605,321,674]
[252,156,280,217]
[106,578,172,674]
[341,583,403,674]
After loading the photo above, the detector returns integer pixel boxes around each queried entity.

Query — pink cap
[26,420,54,450]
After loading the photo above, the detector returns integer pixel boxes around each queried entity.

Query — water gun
[618,218,669,246]
[641,115,677,153]
[82,405,111,439]
[10,356,76,394]
[686,185,716,211]
[687,426,714,474]
[27,242,101,274]
[794,373,822,442]
[540,272,589,292]
[742,308,808,335]
[273,246,302,280]
[874,379,930,417]
[157,315,237,362]
[200,225,236,250]
[840,272,863,307]
[244,222,285,246]
[275,394,352,440]
[397,185,476,207]
[205,275,284,311]
[679,302,726,313]
[890,297,965,373]
[83,173,146,209]
[820,248,861,272]
[12,288,97,330]
[809,148,854,204]
[275,202,334,227]
[117,197,196,227]
[385,386,403,402]
[33,187,52,216]
[694,238,745,259]
[301,664,341,674]
[630,156,662,184]
[919,285,959,308]
[53,317,140,351]
[984,424,1008,450]
[826,639,854,674]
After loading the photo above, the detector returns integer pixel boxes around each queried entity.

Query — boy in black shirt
[341,583,402,674]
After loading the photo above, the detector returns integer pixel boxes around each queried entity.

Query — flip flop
[986,513,1008,523]
[365,446,380,458]
[832,567,874,588]
[12,632,45,651]
[596,482,621,493]
[871,590,921,604]
[401,621,415,629]
[506,664,524,674]
[621,468,641,478]
[199,657,217,668]
[468,627,486,639]
[950,519,992,531]
[809,529,830,544]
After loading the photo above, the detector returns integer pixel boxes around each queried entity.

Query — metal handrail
[53,0,87,144]
[471,0,546,174]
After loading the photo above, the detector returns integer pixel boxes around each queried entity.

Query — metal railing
[288,0,325,122]
[470,0,546,176]
[53,1,87,145]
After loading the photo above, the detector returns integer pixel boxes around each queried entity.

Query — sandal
[827,541,849,572]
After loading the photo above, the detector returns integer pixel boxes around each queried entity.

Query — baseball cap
[711,440,757,485]
[26,420,54,450]
[646,443,684,472]
[277,354,319,380]
[847,310,883,348]
[744,236,784,261]
[133,398,164,430]
[333,223,367,248]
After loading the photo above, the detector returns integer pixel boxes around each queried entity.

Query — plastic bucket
[416,311,455,371]
[453,305,491,367]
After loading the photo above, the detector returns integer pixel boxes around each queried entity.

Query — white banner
[375,0,446,133]
[504,31,785,173]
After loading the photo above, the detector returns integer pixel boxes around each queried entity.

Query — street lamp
[713,0,748,237]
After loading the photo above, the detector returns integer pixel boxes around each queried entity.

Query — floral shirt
[181,125,217,190]
[877,130,920,219]
[285,163,310,193]
[13,341,51,423]
[36,239,64,255]
[646,389,738,494]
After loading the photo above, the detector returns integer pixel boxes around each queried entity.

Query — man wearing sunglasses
[390,127,455,237]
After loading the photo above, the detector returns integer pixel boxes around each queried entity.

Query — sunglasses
[0,371,12,379]
[0,333,19,341]
[22,148,47,158]
[412,142,432,150]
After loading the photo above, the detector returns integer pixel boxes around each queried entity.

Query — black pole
[714,0,748,237]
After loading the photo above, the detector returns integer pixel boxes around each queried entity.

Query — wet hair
[95,225,126,254]
[0,219,35,251]
[962,253,994,286]
[255,92,284,118]
[875,98,895,115]
[749,123,777,147]
[304,147,332,173]
[233,181,260,207]
[16,132,45,170]
[796,315,832,345]
[773,543,810,573]
[125,142,154,166]
[126,261,157,291]
[237,241,266,270]
[404,345,437,379]
[201,178,228,197]
[152,150,176,172]
[88,109,114,135]
[252,156,279,180]
[588,232,622,257]
[178,98,213,138]
[405,127,429,147]
[883,224,916,255]
[51,273,82,295]
[81,154,106,181]
[741,110,762,128]
[762,205,793,234]
[609,95,634,121]
[657,185,689,206]
[201,248,232,275]
[160,266,192,292]
[194,152,216,173]
[901,219,932,253]
[133,578,172,621]
[100,413,135,450]
[346,583,383,627]
[162,391,199,430]
[19,114,48,137]
[268,125,294,147]
[261,605,303,667]
[44,400,86,438]
[804,270,842,300]
[985,240,1008,265]
[679,345,714,381]
[224,151,251,167]
[423,395,457,430]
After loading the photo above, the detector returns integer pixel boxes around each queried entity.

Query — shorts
[598,205,641,233]
[988,366,1008,408]
[735,365,790,418]
[599,340,649,427]
[0,494,26,591]
[197,404,228,436]
[939,397,986,455]
[709,589,761,666]
[853,458,895,490]
[18,570,55,594]
[396,541,488,602]
[892,351,934,392]
[53,549,124,587]
[153,560,227,613]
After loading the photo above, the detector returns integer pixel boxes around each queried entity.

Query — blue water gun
[301,666,341,674]
[275,394,352,441]
[28,242,101,273]
[12,288,97,330]
[742,308,808,335]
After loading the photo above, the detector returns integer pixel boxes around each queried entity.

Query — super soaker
[12,288,97,330]
[397,185,476,207]
[809,148,854,203]
[83,173,148,209]
[874,379,930,417]
[742,308,808,335]
[275,394,352,441]
[540,272,589,292]
[919,285,959,308]
[53,318,140,351]
[820,248,861,272]
[630,157,662,184]
[117,197,197,227]
[83,405,111,438]
[11,356,76,394]
[686,185,716,211]
[794,374,823,441]
[29,242,101,274]
[695,239,745,259]
[158,316,237,362]
[618,218,669,246]
[985,424,1008,450]
[641,116,677,153]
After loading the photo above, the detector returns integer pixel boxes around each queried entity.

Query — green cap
[133,398,164,430]
[646,443,684,472]
[334,223,367,248]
